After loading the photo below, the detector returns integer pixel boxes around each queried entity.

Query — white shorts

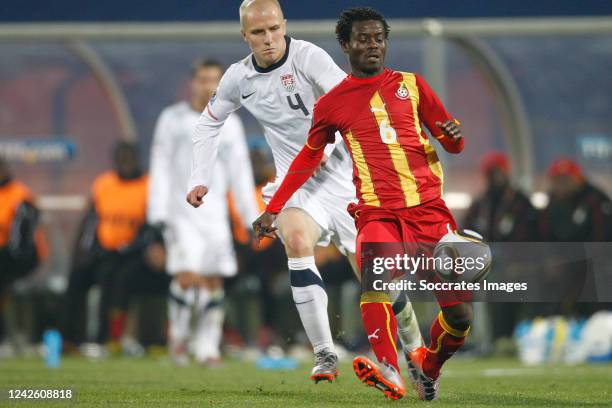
[262,178,357,255]
[165,219,237,277]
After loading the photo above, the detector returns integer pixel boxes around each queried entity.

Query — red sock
[108,309,127,341]
[423,311,469,379]
[360,292,399,371]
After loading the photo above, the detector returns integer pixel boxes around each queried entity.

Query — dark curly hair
[335,7,390,44]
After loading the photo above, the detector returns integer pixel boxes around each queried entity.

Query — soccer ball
[433,229,492,282]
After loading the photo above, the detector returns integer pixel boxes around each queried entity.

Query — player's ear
[340,40,349,54]
[240,29,247,42]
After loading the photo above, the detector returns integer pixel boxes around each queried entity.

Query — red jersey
[267,68,463,214]
[308,68,462,209]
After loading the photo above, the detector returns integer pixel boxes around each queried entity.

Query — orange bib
[0,180,33,247]
[92,172,148,251]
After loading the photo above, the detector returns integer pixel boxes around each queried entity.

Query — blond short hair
[239,0,283,28]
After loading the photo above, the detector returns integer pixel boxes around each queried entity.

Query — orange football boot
[352,356,406,400]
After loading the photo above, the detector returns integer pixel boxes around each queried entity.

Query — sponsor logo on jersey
[396,82,409,100]
[241,91,256,99]
[280,73,295,93]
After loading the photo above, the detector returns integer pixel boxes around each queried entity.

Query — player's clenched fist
[186,185,209,208]
[436,119,462,141]
[252,211,278,243]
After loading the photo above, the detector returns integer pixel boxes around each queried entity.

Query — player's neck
[349,67,387,81]
[253,49,284,69]
[252,36,290,71]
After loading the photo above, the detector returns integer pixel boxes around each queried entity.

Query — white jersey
[189,37,353,196]
[148,101,258,232]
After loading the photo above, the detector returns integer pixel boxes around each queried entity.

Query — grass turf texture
[1,357,610,407]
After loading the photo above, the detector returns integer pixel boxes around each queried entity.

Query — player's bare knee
[198,276,222,290]
[278,208,320,257]
[442,303,473,331]
[283,231,315,257]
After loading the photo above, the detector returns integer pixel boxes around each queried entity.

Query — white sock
[193,289,224,362]
[391,291,423,352]
[168,280,195,345]
[288,256,334,354]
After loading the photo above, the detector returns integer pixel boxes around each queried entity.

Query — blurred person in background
[63,142,169,354]
[463,152,538,340]
[148,59,258,365]
[0,157,47,345]
[538,158,612,317]
[464,152,538,242]
[540,158,612,242]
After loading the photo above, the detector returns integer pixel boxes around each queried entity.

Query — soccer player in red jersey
[253,7,471,401]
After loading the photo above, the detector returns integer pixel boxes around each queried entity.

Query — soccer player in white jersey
[186,0,422,381]
[149,59,259,365]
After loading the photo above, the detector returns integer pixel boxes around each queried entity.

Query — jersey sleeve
[147,108,174,225]
[188,65,242,190]
[266,144,326,214]
[303,44,347,95]
[415,73,464,153]
[223,114,260,228]
[306,99,337,151]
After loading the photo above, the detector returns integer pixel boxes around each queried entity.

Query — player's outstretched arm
[187,110,223,208]
[415,73,464,154]
[186,111,225,208]
[187,65,242,207]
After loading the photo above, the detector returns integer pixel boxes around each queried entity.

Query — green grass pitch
[1,357,610,407]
